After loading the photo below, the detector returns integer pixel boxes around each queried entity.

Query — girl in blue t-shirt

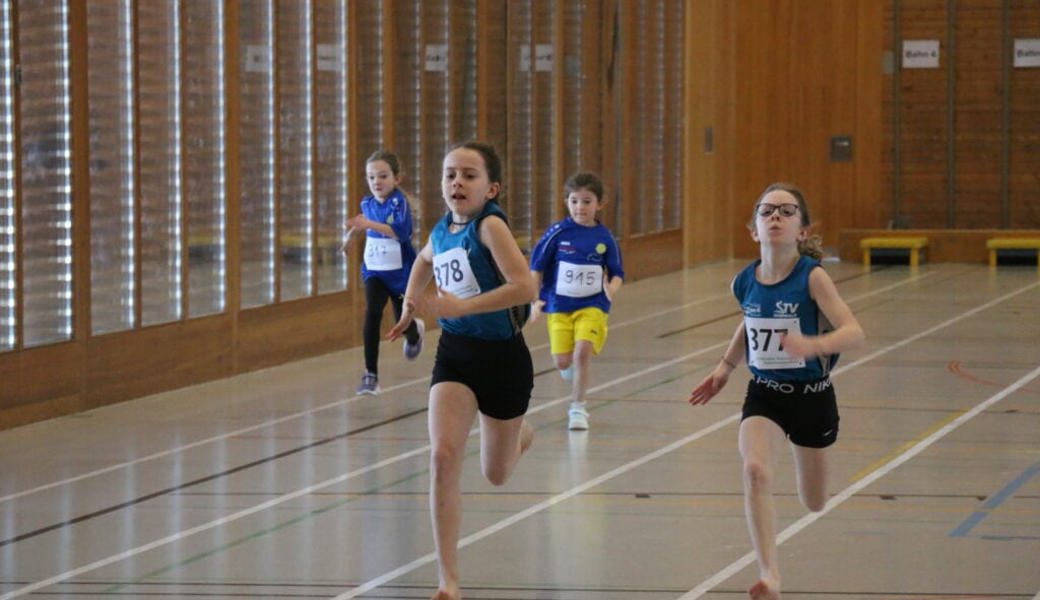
[343,150,424,395]
[529,172,624,431]
[687,183,864,600]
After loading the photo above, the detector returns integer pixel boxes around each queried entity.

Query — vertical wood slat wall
[687,0,887,262]
[0,0,686,429]
[883,0,1040,229]
[5,1,1032,428]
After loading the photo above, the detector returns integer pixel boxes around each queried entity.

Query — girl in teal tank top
[387,142,537,600]
[687,183,865,599]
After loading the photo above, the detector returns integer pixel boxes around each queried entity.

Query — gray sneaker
[404,318,425,361]
[356,372,379,395]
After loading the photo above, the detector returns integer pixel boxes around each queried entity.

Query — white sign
[518,45,553,72]
[1014,39,1040,68]
[317,44,344,72]
[245,45,271,73]
[902,39,940,69]
[535,44,553,72]
[425,44,448,72]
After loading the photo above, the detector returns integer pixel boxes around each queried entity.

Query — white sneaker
[560,365,574,381]
[568,405,589,431]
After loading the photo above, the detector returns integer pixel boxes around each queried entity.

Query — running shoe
[404,318,425,361]
[356,372,380,395]
[567,404,589,431]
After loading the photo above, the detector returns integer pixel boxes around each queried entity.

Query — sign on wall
[902,40,940,69]
[1014,39,1040,68]
[245,45,272,73]
[317,44,344,72]
[425,44,448,72]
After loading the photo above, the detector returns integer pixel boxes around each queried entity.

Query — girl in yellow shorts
[529,172,624,430]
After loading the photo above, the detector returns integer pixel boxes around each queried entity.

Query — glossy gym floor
[1,260,1038,599]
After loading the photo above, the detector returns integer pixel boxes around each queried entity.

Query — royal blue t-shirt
[529,217,624,314]
[359,188,416,295]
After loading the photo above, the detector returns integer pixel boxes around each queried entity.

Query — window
[19,0,73,347]
[88,0,135,334]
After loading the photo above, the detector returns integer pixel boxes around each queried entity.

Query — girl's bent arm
[806,268,865,355]
[462,216,537,312]
[388,242,434,340]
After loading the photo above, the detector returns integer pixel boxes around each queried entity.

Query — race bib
[555,261,603,298]
[364,236,402,271]
[432,247,481,299]
[745,316,805,370]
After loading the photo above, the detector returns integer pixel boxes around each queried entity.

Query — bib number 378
[432,247,481,299]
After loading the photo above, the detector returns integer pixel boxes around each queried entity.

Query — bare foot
[520,419,535,454]
[748,577,781,600]
[431,586,460,600]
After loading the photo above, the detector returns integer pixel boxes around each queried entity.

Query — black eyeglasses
[755,203,800,218]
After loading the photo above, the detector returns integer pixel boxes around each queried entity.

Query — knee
[481,449,519,487]
[430,443,463,480]
[743,459,772,492]
[553,355,572,371]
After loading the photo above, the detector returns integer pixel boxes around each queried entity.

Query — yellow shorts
[547,307,609,356]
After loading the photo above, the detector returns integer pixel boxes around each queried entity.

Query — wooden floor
[1,260,1038,600]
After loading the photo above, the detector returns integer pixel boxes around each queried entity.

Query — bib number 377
[745,316,805,370]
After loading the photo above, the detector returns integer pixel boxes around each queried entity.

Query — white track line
[674,279,1040,598]
[1,269,935,505]
[331,415,742,599]
[0,346,724,600]
[676,363,1040,599]
[0,270,951,600]
[0,289,744,505]
[334,277,1040,600]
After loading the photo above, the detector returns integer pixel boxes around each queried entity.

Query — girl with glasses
[687,182,865,600]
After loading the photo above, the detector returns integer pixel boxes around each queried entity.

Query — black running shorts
[431,330,533,420]
[741,375,839,448]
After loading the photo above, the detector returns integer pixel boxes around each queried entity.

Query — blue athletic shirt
[733,255,837,382]
[359,188,416,295]
[430,201,527,340]
[529,217,624,314]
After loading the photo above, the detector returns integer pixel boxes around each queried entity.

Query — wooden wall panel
[953,0,1003,228]
[0,344,82,413]
[684,0,735,264]
[1009,1,1040,228]
[883,0,1040,230]
[890,0,951,228]
[85,318,233,403]
[16,0,1039,431]
[622,230,684,282]
[713,1,884,259]
[237,294,354,371]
